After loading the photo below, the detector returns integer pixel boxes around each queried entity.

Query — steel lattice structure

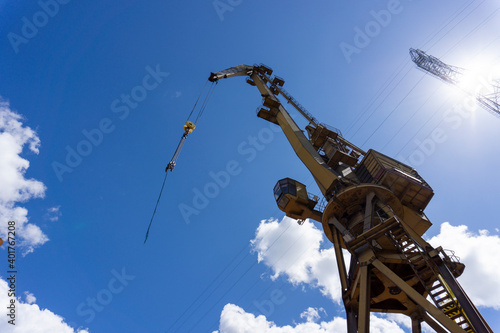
[410,48,500,118]
[410,48,463,84]
[477,79,500,118]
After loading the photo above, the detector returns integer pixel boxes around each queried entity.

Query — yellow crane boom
[211,64,350,197]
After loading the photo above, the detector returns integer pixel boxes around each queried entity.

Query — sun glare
[446,55,500,105]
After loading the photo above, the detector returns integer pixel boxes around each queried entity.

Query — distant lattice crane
[410,48,464,85]
[410,48,500,118]
[477,79,500,116]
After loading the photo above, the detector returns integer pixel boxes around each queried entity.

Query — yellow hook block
[183,121,196,133]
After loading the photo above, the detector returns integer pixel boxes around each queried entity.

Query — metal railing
[442,249,461,263]
[308,193,327,212]
[319,122,343,137]
[276,86,319,125]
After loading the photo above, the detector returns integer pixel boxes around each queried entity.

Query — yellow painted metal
[422,312,450,333]
[358,265,371,333]
[276,192,322,222]
[183,121,196,133]
[208,64,490,332]
[249,71,341,196]
[372,259,465,333]
[331,226,348,291]
[356,149,434,212]
[321,184,404,247]
[274,110,340,195]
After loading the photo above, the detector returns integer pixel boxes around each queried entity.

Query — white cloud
[45,205,62,221]
[299,307,325,323]
[245,216,500,332]
[250,217,500,327]
[250,217,349,302]
[24,291,36,304]
[0,102,86,332]
[247,215,500,333]
[0,102,48,254]
[380,313,443,333]
[214,303,405,333]
[0,278,89,333]
[379,313,411,329]
[427,222,500,309]
[369,315,407,333]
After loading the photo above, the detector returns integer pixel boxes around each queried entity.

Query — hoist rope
[187,80,209,122]
[144,171,169,243]
[195,81,218,124]
[144,80,218,244]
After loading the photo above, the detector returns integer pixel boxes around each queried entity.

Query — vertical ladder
[388,224,475,333]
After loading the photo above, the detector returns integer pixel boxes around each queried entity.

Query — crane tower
[209,64,492,333]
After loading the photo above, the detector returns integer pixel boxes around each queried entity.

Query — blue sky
[1,0,500,332]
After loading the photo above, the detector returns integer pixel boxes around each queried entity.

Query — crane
[410,48,500,118]
[208,64,492,333]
